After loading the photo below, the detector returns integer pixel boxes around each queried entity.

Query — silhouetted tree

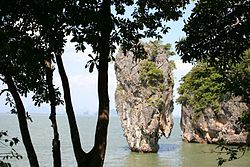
[1,1,191,166]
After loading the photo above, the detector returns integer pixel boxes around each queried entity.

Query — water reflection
[158,143,183,167]
[159,143,178,152]
[122,143,181,167]
[120,139,250,167]
[122,152,161,167]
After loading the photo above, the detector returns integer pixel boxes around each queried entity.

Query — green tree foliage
[176,0,250,106]
[145,40,175,61]
[177,63,224,113]
[139,60,164,87]
[69,0,190,60]
[177,50,250,113]
[176,0,250,69]
[224,49,250,100]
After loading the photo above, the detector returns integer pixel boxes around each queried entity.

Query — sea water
[0,113,249,167]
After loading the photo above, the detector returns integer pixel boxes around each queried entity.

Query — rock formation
[181,96,250,145]
[115,43,174,152]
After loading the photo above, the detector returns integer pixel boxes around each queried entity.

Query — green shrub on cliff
[177,49,250,114]
[145,40,175,61]
[139,60,164,87]
[176,63,224,113]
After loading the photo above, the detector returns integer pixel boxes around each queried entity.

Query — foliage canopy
[176,0,250,70]
[139,59,164,87]
[177,63,224,113]
[177,50,250,113]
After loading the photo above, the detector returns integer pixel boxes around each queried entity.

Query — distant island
[115,41,175,152]
[177,50,250,145]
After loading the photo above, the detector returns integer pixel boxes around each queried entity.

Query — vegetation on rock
[177,49,250,114]
[139,60,164,88]
[115,40,174,152]
[145,40,175,61]
[177,63,224,113]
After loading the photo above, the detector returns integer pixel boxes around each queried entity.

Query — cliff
[115,42,174,152]
[181,97,250,145]
[178,63,250,145]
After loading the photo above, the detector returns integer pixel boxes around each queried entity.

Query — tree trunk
[5,75,39,167]
[88,0,112,166]
[44,59,61,167]
[55,51,86,166]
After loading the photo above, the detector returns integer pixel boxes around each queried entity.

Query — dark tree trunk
[44,59,62,167]
[87,0,112,166]
[55,51,86,166]
[5,75,39,167]
[54,0,112,165]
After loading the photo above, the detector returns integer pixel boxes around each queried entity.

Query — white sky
[0,3,195,117]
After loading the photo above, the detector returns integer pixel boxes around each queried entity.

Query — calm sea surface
[0,113,249,167]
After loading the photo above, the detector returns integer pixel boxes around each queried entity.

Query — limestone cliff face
[181,97,250,145]
[115,48,174,153]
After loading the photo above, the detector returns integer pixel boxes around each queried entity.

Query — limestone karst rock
[181,97,250,145]
[178,62,250,145]
[115,43,174,152]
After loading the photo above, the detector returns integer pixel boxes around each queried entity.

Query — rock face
[115,48,174,153]
[181,97,250,145]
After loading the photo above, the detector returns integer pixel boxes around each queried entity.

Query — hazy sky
[0,3,194,117]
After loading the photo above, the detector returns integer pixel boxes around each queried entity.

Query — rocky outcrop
[115,46,174,153]
[181,97,250,145]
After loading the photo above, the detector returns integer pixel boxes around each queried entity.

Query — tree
[0,2,43,165]
[69,0,190,166]
[176,63,224,113]
[27,1,67,166]
[176,1,250,165]
[176,0,250,69]
[0,1,63,166]
[176,0,250,103]
[1,0,191,166]
[177,50,250,113]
